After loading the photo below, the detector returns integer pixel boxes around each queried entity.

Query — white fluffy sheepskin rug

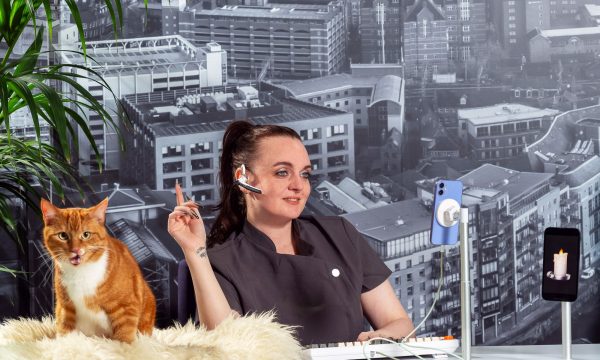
[0,312,303,360]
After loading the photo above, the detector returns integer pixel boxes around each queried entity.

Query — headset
[235,164,263,194]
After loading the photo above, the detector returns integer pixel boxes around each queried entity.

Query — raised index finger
[175,179,184,206]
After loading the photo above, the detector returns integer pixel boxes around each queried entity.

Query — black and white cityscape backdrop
[1,0,600,346]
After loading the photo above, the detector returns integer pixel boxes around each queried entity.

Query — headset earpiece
[235,165,263,194]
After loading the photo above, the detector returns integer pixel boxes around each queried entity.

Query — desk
[470,344,599,359]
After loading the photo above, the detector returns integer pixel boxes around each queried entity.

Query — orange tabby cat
[41,198,156,343]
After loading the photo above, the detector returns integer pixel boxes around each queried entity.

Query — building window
[191,158,211,171]
[162,145,183,158]
[192,189,212,202]
[162,161,184,174]
[326,124,346,137]
[191,174,212,186]
[476,127,489,137]
[311,159,321,170]
[190,142,211,154]
[163,177,184,189]
[300,128,320,140]
[305,143,321,155]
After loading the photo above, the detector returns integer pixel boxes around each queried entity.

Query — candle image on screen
[553,248,568,280]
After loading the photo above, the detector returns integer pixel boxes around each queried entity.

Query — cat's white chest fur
[59,252,112,337]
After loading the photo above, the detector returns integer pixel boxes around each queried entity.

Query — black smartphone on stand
[542,227,581,302]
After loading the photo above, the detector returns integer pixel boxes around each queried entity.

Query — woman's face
[243,136,312,224]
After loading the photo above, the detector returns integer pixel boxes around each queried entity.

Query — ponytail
[207,120,301,247]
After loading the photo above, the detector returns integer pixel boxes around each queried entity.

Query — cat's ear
[40,198,59,225]
[89,198,109,224]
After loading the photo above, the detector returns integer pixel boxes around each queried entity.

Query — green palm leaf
[0,0,148,258]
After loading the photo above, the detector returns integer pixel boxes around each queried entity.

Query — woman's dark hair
[207,120,302,247]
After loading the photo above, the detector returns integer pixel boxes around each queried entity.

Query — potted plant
[0,0,138,273]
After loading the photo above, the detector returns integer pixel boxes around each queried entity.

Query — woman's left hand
[357,330,394,342]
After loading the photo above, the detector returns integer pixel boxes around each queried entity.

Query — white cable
[397,342,465,360]
[402,245,445,341]
[362,337,422,360]
[362,336,464,360]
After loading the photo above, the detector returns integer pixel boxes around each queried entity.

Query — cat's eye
[81,231,91,240]
[57,232,69,241]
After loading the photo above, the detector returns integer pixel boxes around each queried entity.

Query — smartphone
[542,227,580,302]
[430,179,463,245]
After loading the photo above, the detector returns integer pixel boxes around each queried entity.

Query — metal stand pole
[561,301,572,360]
[459,208,471,360]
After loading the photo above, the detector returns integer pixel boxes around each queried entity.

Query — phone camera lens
[438,190,444,196]
[439,183,445,189]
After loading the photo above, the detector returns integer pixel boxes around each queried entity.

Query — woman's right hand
[167,182,206,254]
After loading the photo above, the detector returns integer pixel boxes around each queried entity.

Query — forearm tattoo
[195,246,207,258]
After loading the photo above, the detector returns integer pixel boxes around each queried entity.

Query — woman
[168,121,413,345]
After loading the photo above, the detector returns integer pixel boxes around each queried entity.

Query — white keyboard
[303,336,459,359]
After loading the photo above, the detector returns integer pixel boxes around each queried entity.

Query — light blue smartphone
[430,179,463,245]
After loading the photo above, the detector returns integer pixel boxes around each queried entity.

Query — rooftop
[125,87,347,138]
[370,75,404,106]
[527,106,600,172]
[561,155,600,188]
[577,117,600,126]
[108,218,176,264]
[539,27,600,38]
[336,178,390,209]
[406,0,445,22]
[60,35,202,76]
[458,103,559,125]
[315,180,370,213]
[342,199,432,242]
[459,163,553,200]
[461,187,503,207]
[190,3,339,21]
[585,4,600,17]
[277,74,379,97]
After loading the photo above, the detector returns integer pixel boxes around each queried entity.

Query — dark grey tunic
[207,215,391,345]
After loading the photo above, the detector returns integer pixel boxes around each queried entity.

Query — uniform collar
[242,219,314,256]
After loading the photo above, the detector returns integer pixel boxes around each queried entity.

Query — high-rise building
[402,0,488,64]
[458,103,559,165]
[58,36,227,177]
[458,164,560,342]
[179,1,346,79]
[342,199,446,334]
[358,0,403,64]
[120,86,355,200]
[403,0,450,79]
[490,0,527,57]
[527,105,600,268]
